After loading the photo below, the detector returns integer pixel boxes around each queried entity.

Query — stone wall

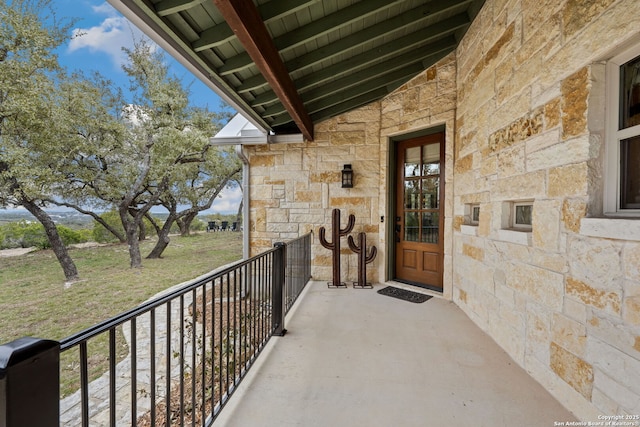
[454,0,640,419]
[245,0,640,419]
[244,102,384,284]
[379,54,458,299]
[244,53,457,291]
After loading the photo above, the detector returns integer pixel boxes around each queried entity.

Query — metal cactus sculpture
[319,209,355,288]
[348,232,377,289]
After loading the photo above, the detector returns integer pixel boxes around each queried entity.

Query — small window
[471,204,480,225]
[464,203,480,226]
[512,201,533,230]
[605,44,640,214]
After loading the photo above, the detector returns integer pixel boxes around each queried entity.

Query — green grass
[0,232,243,343]
[0,232,243,397]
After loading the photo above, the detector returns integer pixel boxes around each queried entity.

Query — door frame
[386,125,446,292]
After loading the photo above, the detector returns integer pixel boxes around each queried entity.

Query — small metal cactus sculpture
[319,209,355,288]
[348,232,377,289]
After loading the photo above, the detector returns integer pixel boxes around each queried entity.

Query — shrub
[92,211,124,243]
[56,225,88,246]
[0,221,45,249]
[190,218,206,232]
[0,221,88,249]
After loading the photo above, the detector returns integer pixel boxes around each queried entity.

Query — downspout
[235,144,250,260]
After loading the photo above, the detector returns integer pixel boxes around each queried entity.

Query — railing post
[272,242,287,336]
[0,337,60,427]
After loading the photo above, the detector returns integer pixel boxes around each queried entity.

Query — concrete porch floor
[215,281,577,427]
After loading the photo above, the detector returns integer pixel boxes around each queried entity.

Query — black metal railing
[0,234,311,427]
[283,233,312,314]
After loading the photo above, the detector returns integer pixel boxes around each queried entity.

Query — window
[471,204,480,225]
[464,203,480,226]
[496,201,533,245]
[606,44,640,215]
[512,201,533,230]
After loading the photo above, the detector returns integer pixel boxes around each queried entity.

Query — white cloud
[67,3,146,68]
[210,185,243,215]
[92,2,118,16]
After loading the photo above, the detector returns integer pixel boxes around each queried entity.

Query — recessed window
[605,44,640,214]
[464,203,480,226]
[512,201,533,231]
[471,204,480,225]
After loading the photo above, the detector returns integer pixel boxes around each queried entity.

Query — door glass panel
[422,143,440,175]
[405,212,419,242]
[400,141,442,244]
[421,177,439,209]
[404,179,420,209]
[422,212,439,243]
[404,146,420,177]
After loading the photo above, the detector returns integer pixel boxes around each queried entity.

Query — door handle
[395,224,401,242]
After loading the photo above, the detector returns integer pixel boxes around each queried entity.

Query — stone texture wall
[244,53,457,292]
[244,0,640,419]
[379,54,458,299]
[244,102,384,284]
[454,0,640,419]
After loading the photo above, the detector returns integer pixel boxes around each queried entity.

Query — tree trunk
[129,207,148,241]
[146,215,175,259]
[179,211,198,236]
[138,220,146,241]
[21,198,80,282]
[120,208,143,268]
[145,212,162,236]
[126,224,142,268]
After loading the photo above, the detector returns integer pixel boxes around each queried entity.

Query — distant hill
[0,209,203,229]
[0,210,95,228]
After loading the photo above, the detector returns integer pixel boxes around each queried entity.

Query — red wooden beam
[212,0,314,141]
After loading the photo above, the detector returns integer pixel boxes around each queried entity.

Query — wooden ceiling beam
[219,0,400,76]
[220,0,471,76]
[252,26,464,107]
[263,39,454,119]
[287,13,470,76]
[156,0,206,16]
[212,0,313,140]
[306,55,446,126]
[262,64,424,118]
[194,0,320,52]
[193,24,235,51]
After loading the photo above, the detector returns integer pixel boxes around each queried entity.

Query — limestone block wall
[454,0,640,419]
[244,53,458,289]
[243,103,384,284]
[379,53,458,299]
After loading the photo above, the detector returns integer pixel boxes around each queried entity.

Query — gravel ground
[0,247,37,258]
[0,242,105,258]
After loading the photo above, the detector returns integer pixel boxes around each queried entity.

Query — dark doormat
[377,286,433,303]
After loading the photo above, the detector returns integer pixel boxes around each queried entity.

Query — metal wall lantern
[341,164,354,188]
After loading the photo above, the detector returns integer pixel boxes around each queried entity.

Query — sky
[36,1,241,215]
[55,0,225,110]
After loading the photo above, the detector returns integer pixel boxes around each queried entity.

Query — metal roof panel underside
[108,0,486,140]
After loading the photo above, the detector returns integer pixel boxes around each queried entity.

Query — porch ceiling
[108,0,485,140]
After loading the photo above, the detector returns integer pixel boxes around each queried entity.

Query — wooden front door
[394,133,444,291]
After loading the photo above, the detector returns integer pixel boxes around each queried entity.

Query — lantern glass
[341,164,353,188]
